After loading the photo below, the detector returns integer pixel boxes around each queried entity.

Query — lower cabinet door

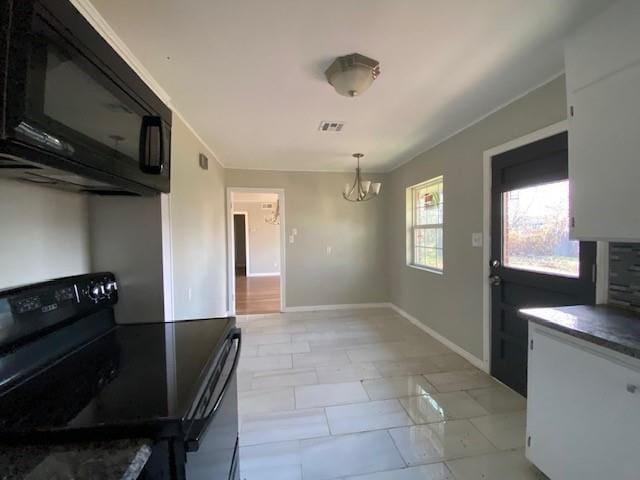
[526,325,640,480]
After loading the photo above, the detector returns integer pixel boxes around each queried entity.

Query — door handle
[489,275,501,286]
[139,115,164,174]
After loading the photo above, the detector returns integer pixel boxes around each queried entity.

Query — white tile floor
[237,308,547,480]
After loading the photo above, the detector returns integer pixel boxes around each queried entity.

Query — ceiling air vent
[318,121,345,132]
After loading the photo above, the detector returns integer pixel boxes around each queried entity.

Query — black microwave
[0,0,171,195]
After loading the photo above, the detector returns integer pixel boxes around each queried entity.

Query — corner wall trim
[388,303,488,372]
[282,303,391,313]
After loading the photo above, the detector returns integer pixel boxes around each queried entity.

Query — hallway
[236,275,281,314]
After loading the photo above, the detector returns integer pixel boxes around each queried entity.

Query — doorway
[489,131,596,396]
[227,189,285,315]
[233,213,248,276]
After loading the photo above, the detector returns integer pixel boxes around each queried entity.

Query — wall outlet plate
[472,233,483,247]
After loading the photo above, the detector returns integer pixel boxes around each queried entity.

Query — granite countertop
[0,438,152,480]
[519,304,640,359]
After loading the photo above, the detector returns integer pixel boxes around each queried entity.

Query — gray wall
[170,115,228,319]
[234,201,281,275]
[0,178,90,289]
[226,170,387,308]
[89,196,165,324]
[386,76,568,360]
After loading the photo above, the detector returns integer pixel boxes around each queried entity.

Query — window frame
[406,175,444,274]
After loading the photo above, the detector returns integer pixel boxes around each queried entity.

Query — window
[502,179,579,277]
[407,176,444,272]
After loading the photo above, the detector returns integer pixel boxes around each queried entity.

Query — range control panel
[0,272,118,353]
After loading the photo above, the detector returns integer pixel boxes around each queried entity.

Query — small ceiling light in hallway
[265,199,280,225]
[343,153,381,202]
[325,53,380,97]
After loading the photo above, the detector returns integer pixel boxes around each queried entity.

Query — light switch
[289,235,295,244]
[292,228,298,236]
[326,246,332,255]
[472,233,483,248]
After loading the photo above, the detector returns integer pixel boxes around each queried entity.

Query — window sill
[406,263,443,275]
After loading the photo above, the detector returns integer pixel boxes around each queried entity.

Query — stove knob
[87,282,104,302]
[105,281,118,296]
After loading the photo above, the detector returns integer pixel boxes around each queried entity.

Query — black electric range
[0,273,241,479]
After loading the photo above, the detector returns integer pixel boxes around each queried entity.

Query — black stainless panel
[1,0,171,195]
[0,317,235,440]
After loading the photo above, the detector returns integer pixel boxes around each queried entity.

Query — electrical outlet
[326,246,332,255]
[292,228,298,235]
[289,235,295,244]
[472,233,483,247]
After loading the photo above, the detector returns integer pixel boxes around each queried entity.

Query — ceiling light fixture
[325,53,380,98]
[343,153,381,202]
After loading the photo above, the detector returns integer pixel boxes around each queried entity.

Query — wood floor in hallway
[236,275,280,314]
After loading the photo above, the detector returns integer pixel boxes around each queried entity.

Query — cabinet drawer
[526,325,640,480]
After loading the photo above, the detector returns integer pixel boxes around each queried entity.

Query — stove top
[0,316,234,440]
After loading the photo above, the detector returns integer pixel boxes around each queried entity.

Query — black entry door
[490,132,596,396]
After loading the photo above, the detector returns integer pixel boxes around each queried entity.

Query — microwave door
[5,2,170,193]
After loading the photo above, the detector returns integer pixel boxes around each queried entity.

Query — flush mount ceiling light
[343,153,381,202]
[325,53,380,97]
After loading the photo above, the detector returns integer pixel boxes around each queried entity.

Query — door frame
[482,120,609,372]
[226,187,286,315]
[232,211,250,276]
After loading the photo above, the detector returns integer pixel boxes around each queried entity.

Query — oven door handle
[185,327,241,451]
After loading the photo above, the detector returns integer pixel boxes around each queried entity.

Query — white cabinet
[526,324,640,480]
[565,0,640,240]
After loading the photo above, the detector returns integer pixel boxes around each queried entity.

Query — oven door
[185,328,241,480]
[3,0,171,194]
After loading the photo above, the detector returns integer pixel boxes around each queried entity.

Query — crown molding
[69,0,225,168]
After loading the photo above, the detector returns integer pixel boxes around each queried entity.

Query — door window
[502,180,579,277]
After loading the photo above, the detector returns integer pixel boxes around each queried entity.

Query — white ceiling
[90,0,612,172]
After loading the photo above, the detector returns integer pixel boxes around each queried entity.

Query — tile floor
[236,308,547,480]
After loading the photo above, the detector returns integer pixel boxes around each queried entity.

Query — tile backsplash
[609,243,640,313]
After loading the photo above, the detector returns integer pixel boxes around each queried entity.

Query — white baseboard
[247,272,281,277]
[264,300,488,373]
[282,303,391,313]
[388,303,488,372]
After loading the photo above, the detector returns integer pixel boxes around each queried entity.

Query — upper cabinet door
[566,0,640,241]
[565,0,640,93]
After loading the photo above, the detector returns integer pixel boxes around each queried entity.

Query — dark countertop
[520,305,640,359]
[0,438,152,480]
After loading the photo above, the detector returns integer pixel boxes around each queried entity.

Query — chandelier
[343,153,381,202]
[265,199,280,225]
